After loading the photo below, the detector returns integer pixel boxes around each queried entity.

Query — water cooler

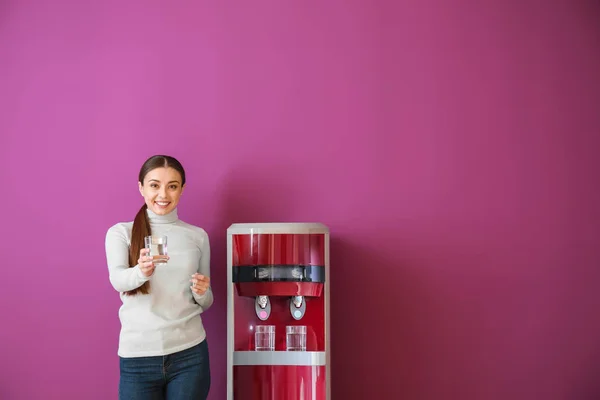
[226,223,330,400]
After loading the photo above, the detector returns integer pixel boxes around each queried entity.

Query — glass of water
[255,325,275,351]
[286,325,306,351]
[144,235,168,264]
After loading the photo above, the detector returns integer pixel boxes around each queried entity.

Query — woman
[105,155,213,399]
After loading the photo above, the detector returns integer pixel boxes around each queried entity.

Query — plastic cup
[286,325,306,351]
[144,235,168,264]
[255,325,275,351]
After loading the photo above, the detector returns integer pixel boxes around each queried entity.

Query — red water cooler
[227,223,330,400]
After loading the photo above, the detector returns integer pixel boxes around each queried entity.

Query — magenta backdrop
[1,1,600,399]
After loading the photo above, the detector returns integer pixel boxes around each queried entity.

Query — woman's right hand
[138,248,156,277]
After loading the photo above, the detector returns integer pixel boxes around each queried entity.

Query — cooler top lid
[227,222,329,235]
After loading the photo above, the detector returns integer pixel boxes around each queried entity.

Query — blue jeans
[119,340,210,400]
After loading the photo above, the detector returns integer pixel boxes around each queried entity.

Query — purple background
[1,1,599,399]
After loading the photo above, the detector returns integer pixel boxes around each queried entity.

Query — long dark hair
[124,155,186,296]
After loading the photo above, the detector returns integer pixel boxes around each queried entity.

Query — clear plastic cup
[144,235,168,264]
[255,325,275,351]
[286,325,306,351]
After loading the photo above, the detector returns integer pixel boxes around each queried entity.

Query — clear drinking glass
[286,325,306,351]
[144,235,168,264]
[255,325,275,351]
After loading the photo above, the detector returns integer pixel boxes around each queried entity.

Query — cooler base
[233,365,326,400]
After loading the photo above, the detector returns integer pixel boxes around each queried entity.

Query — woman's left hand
[191,273,210,295]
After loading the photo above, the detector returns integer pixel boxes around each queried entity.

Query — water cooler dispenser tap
[257,295,268,309]
[292,296,303,308]
[290,295,306,320]
[255,295,271,320]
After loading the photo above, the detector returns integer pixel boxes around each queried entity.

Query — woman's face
[138,167,185,215]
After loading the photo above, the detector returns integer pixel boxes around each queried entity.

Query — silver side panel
[325,232,330,400]
[227,233,233,400]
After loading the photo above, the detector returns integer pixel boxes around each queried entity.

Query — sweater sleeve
[192,229,214,312]
[105,224,150,292]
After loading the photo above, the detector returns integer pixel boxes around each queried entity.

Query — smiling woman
[104,155,213,400]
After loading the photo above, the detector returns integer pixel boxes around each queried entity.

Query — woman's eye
[150,184,158,188]
[169,185,178,190]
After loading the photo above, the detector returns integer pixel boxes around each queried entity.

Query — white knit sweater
[105,208,213,357]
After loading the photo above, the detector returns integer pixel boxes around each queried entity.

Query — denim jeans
[119,340,210,400]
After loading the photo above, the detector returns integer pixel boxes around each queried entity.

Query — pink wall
[1,1,599,399]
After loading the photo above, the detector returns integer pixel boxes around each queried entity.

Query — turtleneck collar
[146,207,179,224]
